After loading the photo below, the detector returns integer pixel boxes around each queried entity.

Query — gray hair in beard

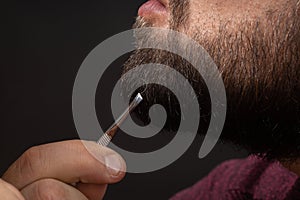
[122,17,209,132]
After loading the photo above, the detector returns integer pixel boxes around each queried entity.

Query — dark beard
[121,24,211,133]
[122,5,300,161]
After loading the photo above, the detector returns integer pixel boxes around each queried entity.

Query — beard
[121,4,300,161]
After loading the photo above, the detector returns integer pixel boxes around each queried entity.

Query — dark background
[2,1,248,199]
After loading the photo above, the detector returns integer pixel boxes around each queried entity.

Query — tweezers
[97,93,143,146]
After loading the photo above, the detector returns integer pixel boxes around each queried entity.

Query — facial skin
[122,0,300,162]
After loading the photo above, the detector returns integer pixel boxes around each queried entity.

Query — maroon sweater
[171,156,300,200]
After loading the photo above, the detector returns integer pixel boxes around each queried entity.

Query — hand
[1,140,126,200]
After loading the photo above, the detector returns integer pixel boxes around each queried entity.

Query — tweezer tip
[136,93,143,103]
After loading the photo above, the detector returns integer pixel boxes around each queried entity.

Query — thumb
[0,179,25,200]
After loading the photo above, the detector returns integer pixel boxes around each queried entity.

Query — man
[123,0,300,199]
[1,0,300,199]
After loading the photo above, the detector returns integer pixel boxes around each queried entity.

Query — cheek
[185,1,221,43]
[186,0,269,41]
[187,0,227,39]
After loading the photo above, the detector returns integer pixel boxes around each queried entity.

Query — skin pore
[122,0,300,175]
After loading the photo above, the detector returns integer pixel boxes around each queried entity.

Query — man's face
[122,0,300,160]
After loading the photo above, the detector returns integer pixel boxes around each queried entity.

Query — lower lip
[138,0,167,17]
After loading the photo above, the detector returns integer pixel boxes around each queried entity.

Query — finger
[21,178,88,200]
[76,183,107,200]
[0,179,25,200]
[3,140,126,190]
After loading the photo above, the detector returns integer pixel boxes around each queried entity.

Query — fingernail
[105,154,122,176]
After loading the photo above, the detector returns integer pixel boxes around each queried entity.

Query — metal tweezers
[97,93,143,146]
